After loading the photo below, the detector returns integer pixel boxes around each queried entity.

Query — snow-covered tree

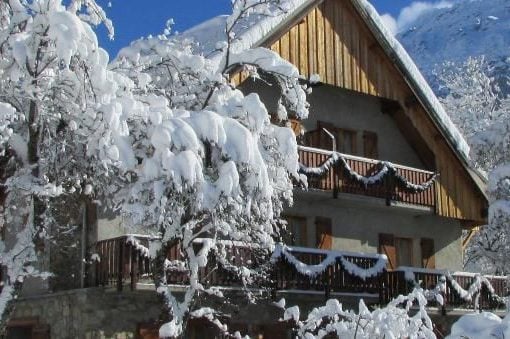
[437,57,510,171]
[106,1,309,337]
[0,0,309,336]
[0,0,133,329]
[281,289,436,339]
[437,57,510,274]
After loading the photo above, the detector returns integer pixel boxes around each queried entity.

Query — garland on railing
[126,235,150,258]
[403,269,507,309]
[271,244,387,281]
[299,152,438,193]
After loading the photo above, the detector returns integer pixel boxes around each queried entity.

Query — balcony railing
[298,146,436,208]
[382,268,507,310]
[94,236,507,311]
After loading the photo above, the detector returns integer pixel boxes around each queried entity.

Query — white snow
[448,312,510,339]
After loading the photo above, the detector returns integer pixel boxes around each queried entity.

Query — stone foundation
[10,288,163,339]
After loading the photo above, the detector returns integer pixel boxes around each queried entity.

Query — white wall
[285,190,463,271]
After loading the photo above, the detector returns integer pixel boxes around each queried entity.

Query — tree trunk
[0,100,44,334]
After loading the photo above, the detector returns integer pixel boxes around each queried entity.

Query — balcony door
[315,217,332,250]
[379,233,414,269]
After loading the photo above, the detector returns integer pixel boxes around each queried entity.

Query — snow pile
[285,289,436,339]
[448,312,510,339]
[271,244,387,281]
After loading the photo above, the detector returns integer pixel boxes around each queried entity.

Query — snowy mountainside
[397,0,510,92]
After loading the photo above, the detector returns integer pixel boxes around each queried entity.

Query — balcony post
[385,173,394,206]
[130,244,138,291]
[117,239,124,292]
[324,266,331,301]
[333,162,339,199]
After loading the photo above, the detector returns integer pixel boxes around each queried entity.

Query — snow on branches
[0,0,129,327]
[439,57,510,275]
[106,0,310,336]
[281,289,436,339]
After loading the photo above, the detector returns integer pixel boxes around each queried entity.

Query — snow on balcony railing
[386,267,507,310]
[297,146,437,207]
[271,244,387,280]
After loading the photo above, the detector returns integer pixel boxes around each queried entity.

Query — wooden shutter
[363,131,378,159]
[137,323,160,339]
[379,233,396,270]
[315,217,332,250]
[420,238,435,269]
[289,118,303,136]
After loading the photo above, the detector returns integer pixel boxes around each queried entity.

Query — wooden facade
[233,0,487,225]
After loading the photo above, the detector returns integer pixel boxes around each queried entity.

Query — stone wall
[11,288,163,339]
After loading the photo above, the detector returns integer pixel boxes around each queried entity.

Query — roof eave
[350,0,488,202]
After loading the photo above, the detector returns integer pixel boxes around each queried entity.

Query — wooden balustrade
[297,146,436,208]
[94,236,507,311]
[383,269,507,310]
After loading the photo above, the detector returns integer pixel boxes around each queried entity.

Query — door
[315,217,332,250]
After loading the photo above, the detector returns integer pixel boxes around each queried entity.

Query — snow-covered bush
[281,289,436,339]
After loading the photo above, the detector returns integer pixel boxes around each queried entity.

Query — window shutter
[315,217,332,250]
[420,238,435,269]
[363,131,378,159]
[379,233,396,270]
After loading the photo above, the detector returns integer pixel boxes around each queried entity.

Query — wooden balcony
[382,269,507,310]
[94,236,506,311]
[298,146,436,208]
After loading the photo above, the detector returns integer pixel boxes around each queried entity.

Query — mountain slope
[397,0,510,90]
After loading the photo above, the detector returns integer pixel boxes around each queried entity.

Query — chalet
[4,0,506,338]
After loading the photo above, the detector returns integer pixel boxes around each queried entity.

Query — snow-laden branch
[282,288,436,339]
[271,244,387,281]
[299,151,438,193]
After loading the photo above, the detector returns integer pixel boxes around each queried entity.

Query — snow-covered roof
[181,0,471,164]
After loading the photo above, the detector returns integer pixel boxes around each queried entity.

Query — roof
[181,0,485,195]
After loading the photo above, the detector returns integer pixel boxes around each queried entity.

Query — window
[286,216,307,247]
[379,234,414,269]
[420,238,435,269]
[338,129,357,154]
[363,131,378,159]
[316,121,357,155]
[395,237,413,267]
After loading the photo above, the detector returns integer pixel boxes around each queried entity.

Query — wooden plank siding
[231,0,486,224]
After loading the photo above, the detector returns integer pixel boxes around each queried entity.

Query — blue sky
[96,0,423,57]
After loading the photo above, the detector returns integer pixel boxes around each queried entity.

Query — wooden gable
[233,0,487,225]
